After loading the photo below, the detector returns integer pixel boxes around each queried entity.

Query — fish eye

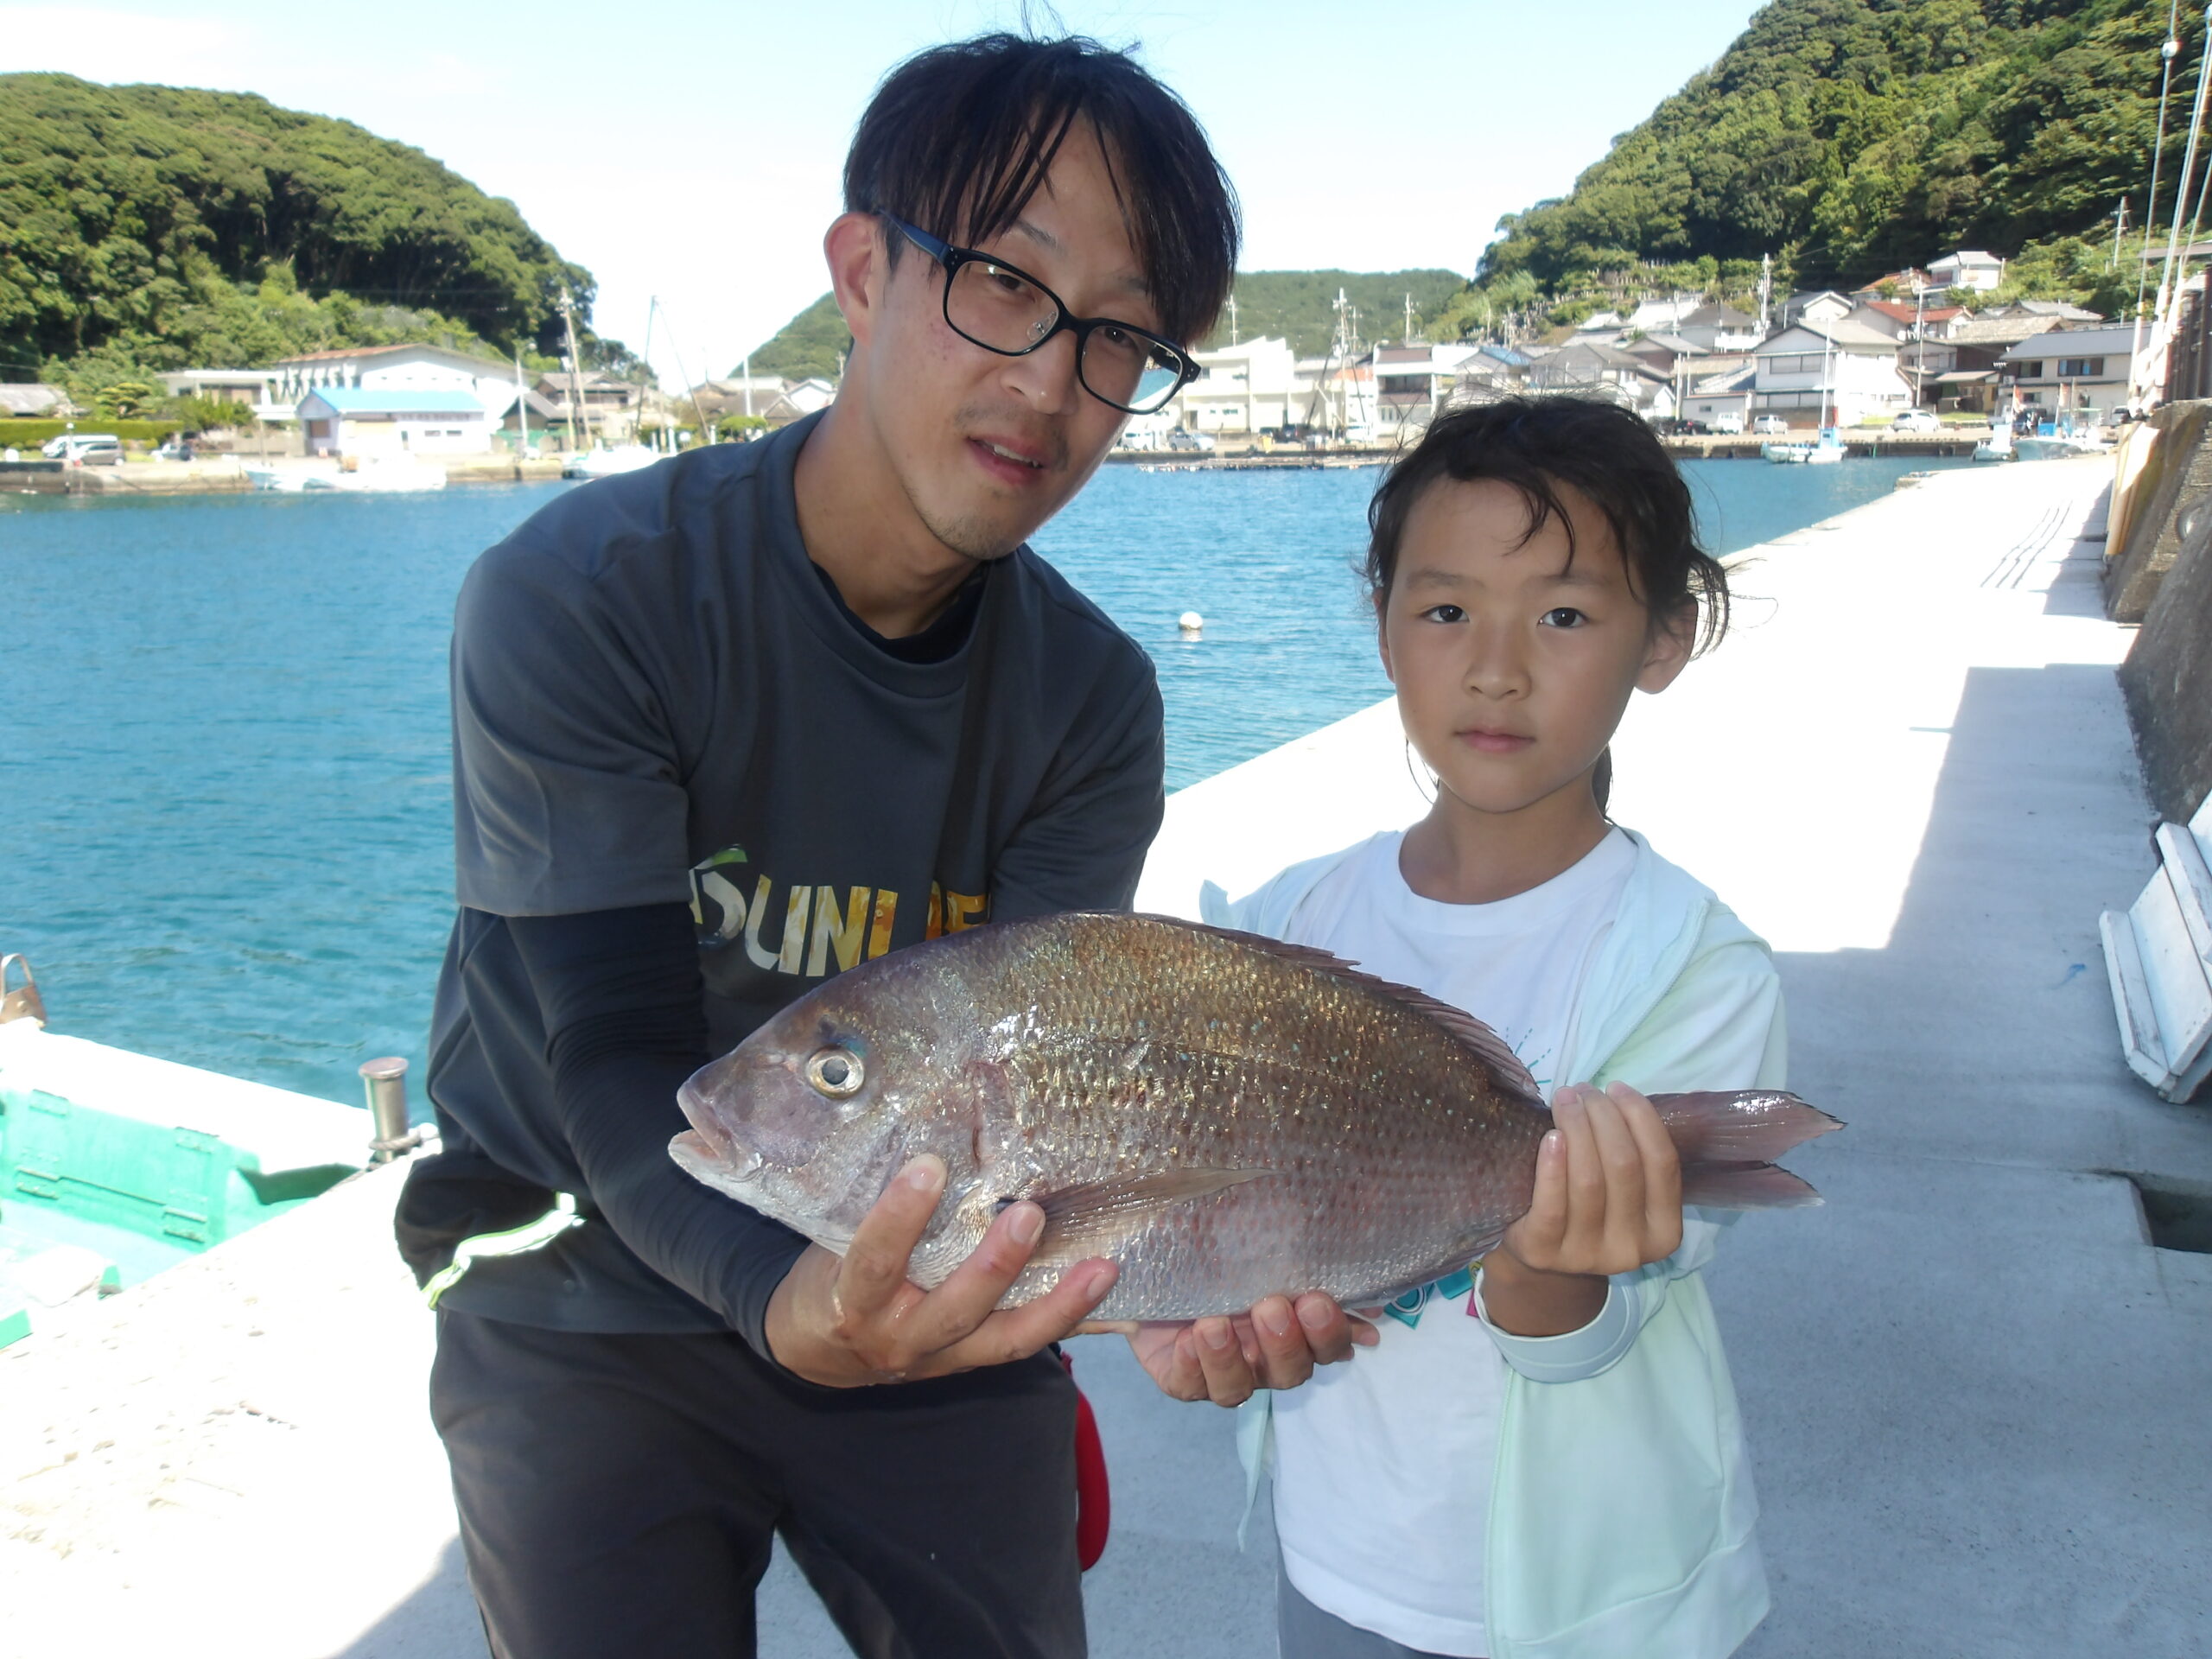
[804,1046,865,1098]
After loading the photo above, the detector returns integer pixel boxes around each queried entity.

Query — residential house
[1683,365,1758,429]
[1441,345,1535,410]
[1524,340,1675,419]
[1619,332,1706,378]
[1371,343,1485,435]
[686,375,836,430]
[1674,304,1762,352]
[1911,315,2068,411]
[1751,318,1911,426]
[1847,269,1933,302]
[1979,298,2103,323]
[272,344,523,428]
[536,369,650,442]
[1780,290,1853,328]
[1623,294,1703,334]
[154,370,287,419]
[296,387,492,459]
[1572,310,1624,336]
[1929,250,2006,292]
[1847,299,1967,342]
[1997,323,2148,416]
[0,385,67,418]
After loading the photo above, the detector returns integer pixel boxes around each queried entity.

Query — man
[396,33,1357,1659]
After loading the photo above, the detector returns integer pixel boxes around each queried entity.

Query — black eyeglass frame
[880,213,1201,415]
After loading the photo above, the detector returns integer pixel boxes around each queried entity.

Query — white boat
[1763,428,1847,466]
[1972,423,2015,463]
[301,455,447,493]
[563,444,661,480]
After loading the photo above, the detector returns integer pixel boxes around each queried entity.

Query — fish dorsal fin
[1020,1166,1272,1258]
[1119,912,1546,1109]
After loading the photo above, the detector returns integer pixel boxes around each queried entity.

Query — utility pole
[742,354,753,420]
[1758,252,1773,334]
[2113,197,2131,268]
[556,288,588,451]
[1405,291,1415,345]
[1227,293,1239,346]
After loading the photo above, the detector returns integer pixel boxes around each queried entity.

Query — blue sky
[3,1,1766,385]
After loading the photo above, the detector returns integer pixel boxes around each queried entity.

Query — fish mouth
[675,1070,764,1180]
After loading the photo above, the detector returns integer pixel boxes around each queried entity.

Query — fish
[671,912,1841,1321]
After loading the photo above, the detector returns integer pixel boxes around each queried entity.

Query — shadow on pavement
[1724,660,2212,1656]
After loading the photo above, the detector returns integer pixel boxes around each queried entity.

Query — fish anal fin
[1022,1167,1272,1255]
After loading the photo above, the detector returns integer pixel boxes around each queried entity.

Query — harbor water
[0,454,1962,1107]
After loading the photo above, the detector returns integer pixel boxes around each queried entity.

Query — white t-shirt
[1267,826,1637,1657]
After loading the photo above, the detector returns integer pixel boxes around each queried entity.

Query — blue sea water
[0,454,1961,1106]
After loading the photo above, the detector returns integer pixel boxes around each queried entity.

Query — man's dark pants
[430,1310,1086,1658]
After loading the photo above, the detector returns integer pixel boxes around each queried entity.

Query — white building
[1997,323,2150,416]
[296,388,492,458]
[1929,250,2006,293]
[272,344,523,425]
[1751,319,1913,427]
[1177,337,1301,435]
[1371,343,1485,435]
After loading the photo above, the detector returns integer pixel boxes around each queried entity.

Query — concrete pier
[4,456,2207,1656]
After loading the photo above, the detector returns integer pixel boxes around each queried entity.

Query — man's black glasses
[880,213,1199,416]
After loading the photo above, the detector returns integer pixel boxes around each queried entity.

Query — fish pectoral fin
[1023,1167,1272,1255]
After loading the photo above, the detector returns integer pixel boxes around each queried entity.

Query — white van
[41,434,123,465]
[1710,412,1745,435]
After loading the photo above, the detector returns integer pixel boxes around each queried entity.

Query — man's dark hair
[844,33,1239,349]
[1364,396,1731,655]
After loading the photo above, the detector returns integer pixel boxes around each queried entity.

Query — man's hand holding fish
[762,1153,1122,1387]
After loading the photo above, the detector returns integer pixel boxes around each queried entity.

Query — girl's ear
[1375,595,1396,684]
[1635,600,1697,694]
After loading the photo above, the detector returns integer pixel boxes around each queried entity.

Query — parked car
[1891,409,1941,433]
[1164,429,1216,452]
[1710,413,1745,435]
[1751,415,1789,435]
[1652,416,1711,435]
[156,437,196,461]
[41,434,122,465]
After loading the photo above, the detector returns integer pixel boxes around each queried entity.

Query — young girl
[1205,397,1783,1659]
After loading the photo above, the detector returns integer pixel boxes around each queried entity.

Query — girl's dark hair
[844,33,1240,349]
[1364,397,1731,655]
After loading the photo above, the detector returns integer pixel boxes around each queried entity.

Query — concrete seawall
[3,458,2207,1657]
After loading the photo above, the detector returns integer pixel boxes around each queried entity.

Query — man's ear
[1635,600,1697,694]
[823,213,887,350]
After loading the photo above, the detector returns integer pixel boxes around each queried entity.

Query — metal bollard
[359,1056,414,1163]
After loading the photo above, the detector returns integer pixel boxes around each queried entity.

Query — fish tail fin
[1649,1089,1843,1211]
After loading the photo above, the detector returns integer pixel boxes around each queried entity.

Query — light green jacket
[1205,829,1787,1659]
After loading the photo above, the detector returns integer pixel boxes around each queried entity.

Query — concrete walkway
[5,456,2206,1656]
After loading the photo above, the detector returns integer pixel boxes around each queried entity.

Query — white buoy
[1178,611,1204,638]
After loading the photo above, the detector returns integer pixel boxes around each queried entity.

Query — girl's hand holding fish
[762,1153,1122,1388]
[1481,1081,1686,1338]
[1104,1292,1381,1408]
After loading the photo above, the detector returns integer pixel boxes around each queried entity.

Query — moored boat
[563,444,661,480]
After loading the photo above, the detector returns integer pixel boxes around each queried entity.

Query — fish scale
[672,912,1840,1319]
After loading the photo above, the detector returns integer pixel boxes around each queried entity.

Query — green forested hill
[0,73,622,391]
[742,266,1467,376]
[1467,0,2166,321]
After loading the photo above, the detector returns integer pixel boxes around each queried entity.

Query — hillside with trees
[1438,0,2174,335]
[0,73,629,402]
[742,265,1467,377]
